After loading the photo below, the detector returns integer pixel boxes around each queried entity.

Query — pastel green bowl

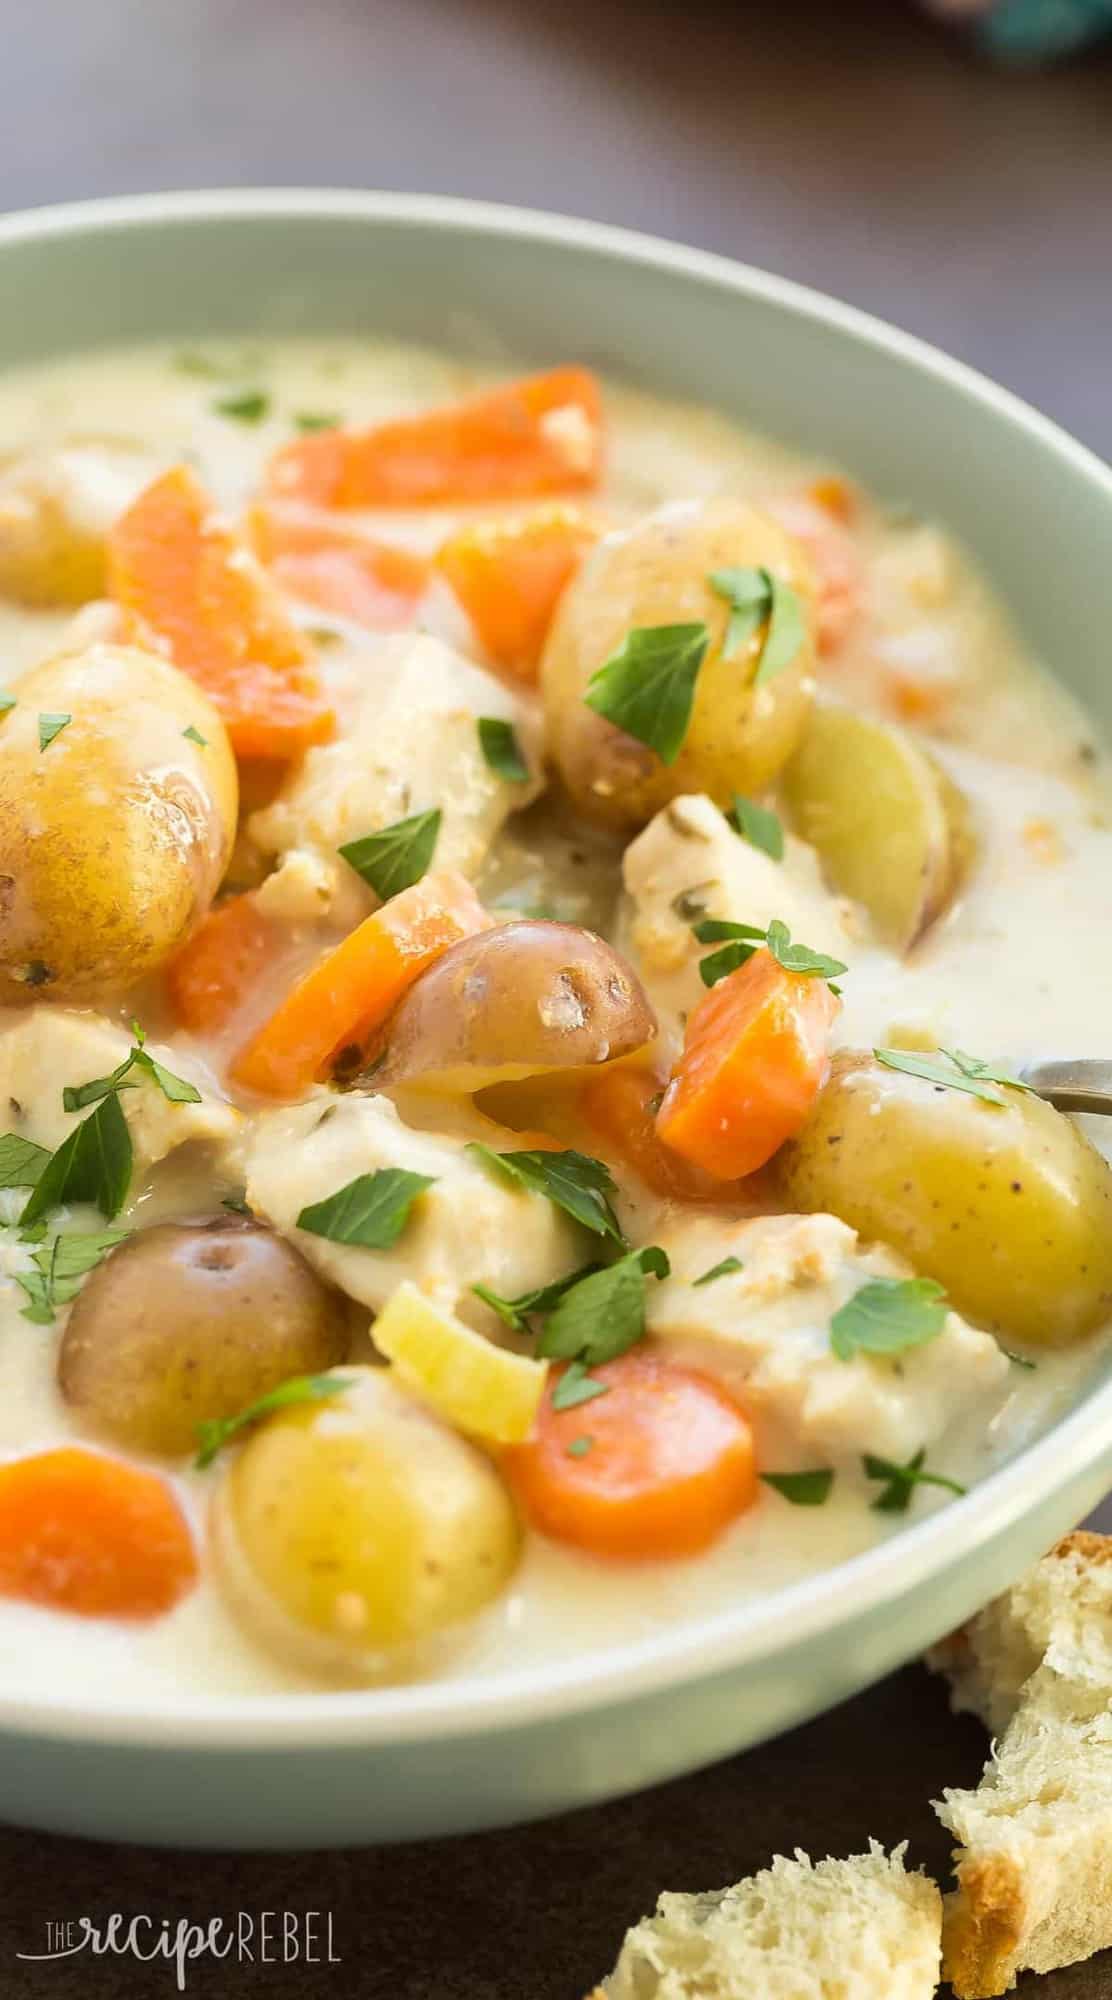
[1,191,1109,1850]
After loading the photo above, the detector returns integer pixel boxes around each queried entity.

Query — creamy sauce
[0,336,1108,1702]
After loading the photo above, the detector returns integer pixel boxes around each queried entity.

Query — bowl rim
[0,185,1109,1752]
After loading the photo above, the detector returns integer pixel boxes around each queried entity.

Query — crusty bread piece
[932,1531,1112,1997]
[589,1842,942,2000]
[927,1530,1112,1736]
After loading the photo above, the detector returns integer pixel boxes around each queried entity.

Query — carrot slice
[579,1064,743,1205]
[0,1448,197,1620]
[656,948,840,1181]
[504,1350,756,1560]
[232,869,490,1098]
[248,503,429,630]
[166,893,277,1034]
[108,464,334,759]
[435,505,598,682]
[765,488,863,658]
[266,368,603,509]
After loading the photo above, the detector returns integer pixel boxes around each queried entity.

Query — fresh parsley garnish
[873,1046,1031,1108]
[693,1256,744,1287]
[221,1194,252,1217]
[694,917,846,991]
[729,795,784,861]
[62,1023,201,1114]
[761,1468,835,1506]
[182,724,208,747]
[339,808,442,902]
[296,1168,435,1250]
[20,1091,133,1226]
[552,1360,612,1413]
[472,1263,603,1335]
[830,1276,948,1363]
[537,1247,669,1368]
[195,1372,354,1470]
[0,1134,51,1189]
[38,712,71,752]
[708,566,806,684]
[211,389,270,425]
[467,1145,625,1245]
[478,717,529,783]
[294,411,341,433]
[863,1449,966,1514]
[0,693,16,715]
[584,623,710,765]
[16,1228,129,1325]
[765,919,847,984]
[565,1433,595,1457]
[1003,1348,1037,1371]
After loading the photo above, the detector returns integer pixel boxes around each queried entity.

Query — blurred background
[3,0,1110,454]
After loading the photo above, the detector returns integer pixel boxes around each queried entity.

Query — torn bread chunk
[0,1006,240,1172]
[244,1090,588,1322]
[591,1842,941,2000]
[247,631,544,917]
[931,1531,1112,1998]
[619,792,853,1041]
[646,1211,1007,1468]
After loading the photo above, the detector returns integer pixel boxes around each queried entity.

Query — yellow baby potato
[780,704,972,952]
[776,1051,1112,1346]
[541,497,816,830]
[213,1368,521,1681]
[0,643,237,1001]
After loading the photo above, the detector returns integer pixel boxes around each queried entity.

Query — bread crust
[935,1529,1112,1998]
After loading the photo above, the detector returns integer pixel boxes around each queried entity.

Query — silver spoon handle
[1021,1060,1112,1115]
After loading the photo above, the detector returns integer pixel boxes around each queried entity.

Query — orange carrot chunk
[108,464,335,760]
[166,893,277,1035]
[504,1351,756,1560]
[656,948,840,1181]
[579,1064,743,1205]
[265,368,604,510]
[0,1448,197,1620]
[248,503,429,630]
[435,505,599,682]
[232,869,490,1099]
[765,488,864,658]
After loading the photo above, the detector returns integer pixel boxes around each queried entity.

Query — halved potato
[780,703,971,951]
[541,497,816,830]
[375,919,655,1093]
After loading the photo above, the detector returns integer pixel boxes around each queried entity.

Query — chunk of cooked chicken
[0,1008,241,1173]
[247,633,544,918]
[244,1091,589,1325]
[619,793,854,1041]
[646,1210,1008,1468]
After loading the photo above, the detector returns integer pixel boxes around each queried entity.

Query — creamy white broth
[0,336,1108,1701]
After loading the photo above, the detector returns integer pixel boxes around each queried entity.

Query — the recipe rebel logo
[16,1910,341,1988]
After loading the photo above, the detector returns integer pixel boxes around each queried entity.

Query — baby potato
[376,919,656,1093]
[541,497,816,830]
[776,1052,1112,1345]
[0,443,153,608]
[58,1218,350,1456]
[780,704,972,951]
[213,1367,520,1681]
[0,643,237,1001]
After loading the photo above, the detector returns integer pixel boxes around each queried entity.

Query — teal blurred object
[931,0,1112,58]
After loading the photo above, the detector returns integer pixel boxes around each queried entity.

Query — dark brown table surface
[1,1,1111,1993]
